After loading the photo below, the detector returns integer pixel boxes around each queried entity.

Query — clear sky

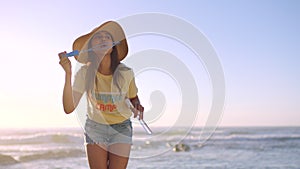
[0,0,299,128]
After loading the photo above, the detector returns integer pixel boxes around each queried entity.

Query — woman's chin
[94,49,112,56]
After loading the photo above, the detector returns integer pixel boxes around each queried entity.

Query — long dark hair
[85,39,124,94]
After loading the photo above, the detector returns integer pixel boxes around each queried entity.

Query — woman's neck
[98,54,112,75]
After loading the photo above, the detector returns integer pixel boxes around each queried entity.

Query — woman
[58,21,144,169]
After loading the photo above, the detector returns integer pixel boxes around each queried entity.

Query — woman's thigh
[86,144,108,169]
[108,143,131,169]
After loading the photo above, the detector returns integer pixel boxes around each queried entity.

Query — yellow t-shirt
[73,63,138,124]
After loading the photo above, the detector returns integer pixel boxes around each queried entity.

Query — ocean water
[0,126,300,169]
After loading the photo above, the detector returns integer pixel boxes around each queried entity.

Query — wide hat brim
[72,21,128,64]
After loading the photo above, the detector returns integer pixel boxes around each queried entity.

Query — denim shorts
[84,118,132,146]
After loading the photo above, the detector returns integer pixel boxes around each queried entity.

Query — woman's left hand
[130,96,144,120]
[134,104,144,120]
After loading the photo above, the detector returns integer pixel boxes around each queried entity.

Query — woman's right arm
[58,52,83,114]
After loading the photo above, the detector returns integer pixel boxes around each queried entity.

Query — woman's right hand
[58,51,72,74]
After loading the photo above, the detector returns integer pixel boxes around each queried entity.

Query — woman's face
[91,31,113,56]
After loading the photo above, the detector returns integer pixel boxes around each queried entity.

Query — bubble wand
[125,99,153,135]
[65,41,120,57]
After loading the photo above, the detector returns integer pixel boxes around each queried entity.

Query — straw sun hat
[72,21,128,64]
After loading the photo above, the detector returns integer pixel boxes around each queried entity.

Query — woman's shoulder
[74,65,88,76]
[116,63,135,80]
[117,63,133,72]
